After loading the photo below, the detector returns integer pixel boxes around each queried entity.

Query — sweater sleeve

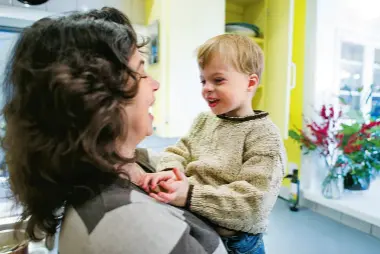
[156,138,191,172]
[188,132,286,233]
[156,113,208,172]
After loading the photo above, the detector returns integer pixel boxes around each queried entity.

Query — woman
[2,8,227,254]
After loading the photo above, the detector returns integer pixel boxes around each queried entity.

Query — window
[0,29,19,217]
[339,42,364,113]
[371,49,380,118]
[0,29,19,177]
[338,40,380,119]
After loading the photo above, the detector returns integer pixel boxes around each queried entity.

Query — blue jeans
[221,233,265,254]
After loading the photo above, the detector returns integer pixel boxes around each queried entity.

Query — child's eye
[215,78,225,84]
[200,80,206,85]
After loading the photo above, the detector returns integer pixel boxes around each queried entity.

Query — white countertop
[303,178,380,227]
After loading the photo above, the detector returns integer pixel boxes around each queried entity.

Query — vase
[322,174,344,199]
[344,172,371,191]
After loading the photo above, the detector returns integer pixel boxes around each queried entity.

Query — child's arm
[156,138,192,172]
[188,132,286,233]
[156,113,207,172]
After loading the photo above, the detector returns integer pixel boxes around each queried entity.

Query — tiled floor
[266,199,380,254]
[139,135,380,254]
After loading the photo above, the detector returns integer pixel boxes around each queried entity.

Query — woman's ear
[247,74,259,92]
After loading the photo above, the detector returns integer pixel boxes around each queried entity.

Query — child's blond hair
[197,34,264,79]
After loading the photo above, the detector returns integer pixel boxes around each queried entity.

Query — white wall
[165,0,225,137]
[303,0,318,119]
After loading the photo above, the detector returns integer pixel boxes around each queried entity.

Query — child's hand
[149,168,190,207]
[140,170,176,193]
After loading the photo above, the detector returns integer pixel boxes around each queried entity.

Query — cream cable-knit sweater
[157,111,286,235]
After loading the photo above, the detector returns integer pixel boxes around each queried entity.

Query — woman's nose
[152,79,160,91]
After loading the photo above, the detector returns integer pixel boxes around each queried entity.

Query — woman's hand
[140,170,177,192]
[149,168,190,207]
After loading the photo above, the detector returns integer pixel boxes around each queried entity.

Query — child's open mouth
[207,99,219,108]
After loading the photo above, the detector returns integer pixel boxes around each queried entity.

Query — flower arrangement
[337,120,380,190]
[289,105,343,174]
[289,104,380,195]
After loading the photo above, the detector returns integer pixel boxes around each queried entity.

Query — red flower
[320,105,328,119]
[343,133,363,154]
[329,105,335,118]
[362,121,380,131]
[290,104,345,156]
[335,133,344,148]
[320,122,330,136]
[359,121,380,138]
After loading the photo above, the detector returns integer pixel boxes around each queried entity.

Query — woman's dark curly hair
[2,8,146,240]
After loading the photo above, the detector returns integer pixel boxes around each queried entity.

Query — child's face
[200,54,258,117]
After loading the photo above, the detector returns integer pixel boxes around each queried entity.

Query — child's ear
[247,74,259,92]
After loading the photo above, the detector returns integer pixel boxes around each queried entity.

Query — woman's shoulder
[59,183,227,254]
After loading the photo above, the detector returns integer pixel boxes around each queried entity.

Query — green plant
[337,121,380,180]
[336,84,380,184]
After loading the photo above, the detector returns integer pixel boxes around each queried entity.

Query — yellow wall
[284,0,307,182]
[144,0,153,25]
[225,2,244,22]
